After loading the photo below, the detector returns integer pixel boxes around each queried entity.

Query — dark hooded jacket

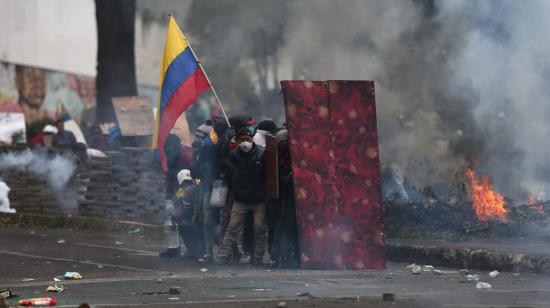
[227,144,266,204]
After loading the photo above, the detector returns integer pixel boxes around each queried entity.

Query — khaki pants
[218,201,266,258]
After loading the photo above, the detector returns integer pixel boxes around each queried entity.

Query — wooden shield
[265,134,279,199]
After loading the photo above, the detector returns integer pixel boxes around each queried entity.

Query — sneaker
[159,248,181,258]
[198,254,212,263]
[217,256,230,266]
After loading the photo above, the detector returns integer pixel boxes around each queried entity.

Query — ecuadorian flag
[153,15,210,171]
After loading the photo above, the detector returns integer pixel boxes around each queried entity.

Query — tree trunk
[95,0,137,124]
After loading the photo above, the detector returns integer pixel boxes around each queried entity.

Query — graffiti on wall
[0,62,96,130]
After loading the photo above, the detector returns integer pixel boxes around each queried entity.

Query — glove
[165,199,175,216]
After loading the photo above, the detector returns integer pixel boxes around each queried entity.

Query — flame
[529,194,545,214]
[465,169,507,221]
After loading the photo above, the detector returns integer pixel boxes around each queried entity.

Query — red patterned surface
[281,80,384,269]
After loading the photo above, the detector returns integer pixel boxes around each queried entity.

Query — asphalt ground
[2,227,550,307]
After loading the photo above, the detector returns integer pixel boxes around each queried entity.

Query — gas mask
[238,141,253,152]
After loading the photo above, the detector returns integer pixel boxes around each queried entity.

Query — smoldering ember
[2,1,550,308]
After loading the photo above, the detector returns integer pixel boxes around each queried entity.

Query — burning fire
[465,169,508,221]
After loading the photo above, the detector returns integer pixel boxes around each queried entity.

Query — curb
[0,212,163,237]
[387,242,550,274]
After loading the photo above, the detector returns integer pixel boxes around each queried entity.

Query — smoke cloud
[0,149,76,189]
[279,0,550,200]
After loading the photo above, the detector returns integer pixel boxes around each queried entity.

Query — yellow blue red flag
[153,15,210,172]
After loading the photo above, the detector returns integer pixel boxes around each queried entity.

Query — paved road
[1,227,550,307]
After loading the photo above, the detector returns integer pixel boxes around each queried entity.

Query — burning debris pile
[383,168,550,240]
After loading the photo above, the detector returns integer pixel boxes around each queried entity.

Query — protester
[196,117,227,262]
[217,127,267,265]
[253,119,277,147]
[173,169,204,259]
[269,128,300,267]
[41,124,58,150]
[191,119,213,166]
[52,119,77,151]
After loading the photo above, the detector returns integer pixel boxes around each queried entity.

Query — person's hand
[165,199,175,216]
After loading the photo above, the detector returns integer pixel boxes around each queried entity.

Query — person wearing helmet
[160,169,204,259]
[41,124,58,150]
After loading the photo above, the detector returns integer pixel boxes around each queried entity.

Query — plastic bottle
[163,217,180,249]
[18,297,57,306]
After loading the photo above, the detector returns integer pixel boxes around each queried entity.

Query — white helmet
[42,125,58,134]
[177,169,192,185]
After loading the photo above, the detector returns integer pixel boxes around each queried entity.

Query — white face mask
[238,141,253,152]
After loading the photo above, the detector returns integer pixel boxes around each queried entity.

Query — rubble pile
[384,200,550,239]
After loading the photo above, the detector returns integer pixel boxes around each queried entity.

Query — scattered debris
[21,278,35,282]
[57,239,66,244]
[199,268,208,273]
[63,272,82,280]
[142,291,169,295]
[53,277,61,282]
[0,289,15,299]
[476,282,492,289]
[489,270,500,278]
[18,297,57,306]
[382,293,395,301]
[296,292,315,298]
[406,263,422,274]
[46,285,64,293]
[464,274,480,282]
[169,287,181,295]
[277,301,287,307]
[459,269,470,276]
[433,269,443,275]
[127,228,141,234]
[422,265,434,273]
[114,241,124,245]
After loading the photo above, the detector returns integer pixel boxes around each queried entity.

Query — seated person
[52,119,77,151]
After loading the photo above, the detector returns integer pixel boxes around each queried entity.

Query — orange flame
[465,169,507,221]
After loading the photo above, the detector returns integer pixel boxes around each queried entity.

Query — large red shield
[281,80,384,269]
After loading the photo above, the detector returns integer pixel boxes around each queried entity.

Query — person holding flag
[153,15,230,258]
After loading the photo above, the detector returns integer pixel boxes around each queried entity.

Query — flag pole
[170,15,231,127]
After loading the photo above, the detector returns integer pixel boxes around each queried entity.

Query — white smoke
[0,180,15,213]
[439,0,550,200]
[279,0,550,200]
[0,149,76,189]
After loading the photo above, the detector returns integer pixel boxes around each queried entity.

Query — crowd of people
[160,115,300,268]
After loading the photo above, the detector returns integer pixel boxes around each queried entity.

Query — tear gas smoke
[280,0,550,200]
[0,150,75,189]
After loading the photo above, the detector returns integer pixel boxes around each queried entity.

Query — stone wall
[1,147,166,225]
